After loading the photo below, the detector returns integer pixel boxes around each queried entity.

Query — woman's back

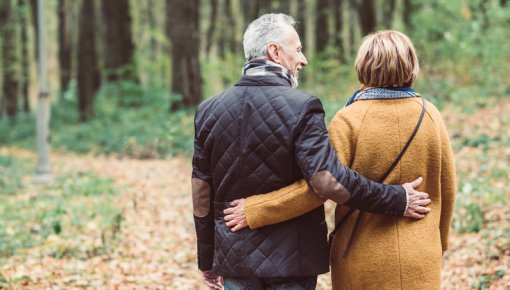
[328,97,456,290]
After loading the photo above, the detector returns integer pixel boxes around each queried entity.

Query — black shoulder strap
[329,97,427,255]
[378,97,427,183]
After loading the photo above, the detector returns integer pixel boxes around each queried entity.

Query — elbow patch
[309,170,350,204]
[192,178,211,217]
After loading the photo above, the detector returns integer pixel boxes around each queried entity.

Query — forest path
[1,148,509,289]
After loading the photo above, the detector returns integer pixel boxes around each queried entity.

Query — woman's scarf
[345,87,417,107]
[242,59,298,88]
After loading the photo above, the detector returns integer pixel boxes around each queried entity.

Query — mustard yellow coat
[243,97,456,290]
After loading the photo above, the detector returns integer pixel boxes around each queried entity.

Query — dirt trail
[1,149,508,289]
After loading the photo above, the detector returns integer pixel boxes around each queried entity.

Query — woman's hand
[223,198,248,232]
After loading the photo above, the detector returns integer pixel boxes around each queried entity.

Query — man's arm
[191,112,216,273]
[295,97,426,215]
[224,98,430,231]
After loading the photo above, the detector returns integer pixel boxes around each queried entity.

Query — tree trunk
[58,0,72,94]
[19,0,30,112]
[101,0,138,83]
[382,0,396,29]
[501,0,508,7]
[29,0,38,60]
[258,0,271,15]
[356,0,376,36]
[331,0,345,62]
[315,0,329,55]
[166,0,202,110]
[241,0,260,29]
[147,0,158,59]
[402,0,415,31]
[296,0,306,54]
[77,0,100,122]
[0,0,19,119]
[278,0,290,14]
[348,1,356,57]
[225,0,237,54]
[205,0,218,56]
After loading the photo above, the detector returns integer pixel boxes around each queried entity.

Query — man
[192,14,431,290]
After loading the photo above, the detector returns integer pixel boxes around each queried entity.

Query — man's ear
[267,43,282,64]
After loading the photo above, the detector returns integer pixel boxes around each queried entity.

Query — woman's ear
[267,43,282,64]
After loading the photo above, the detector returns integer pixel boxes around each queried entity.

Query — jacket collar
[235,75,292,87]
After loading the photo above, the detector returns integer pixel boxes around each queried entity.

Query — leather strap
[328,97,427,257]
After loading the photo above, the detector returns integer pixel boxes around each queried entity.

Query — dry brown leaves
[1,150,203,289]
[1,99,510,289]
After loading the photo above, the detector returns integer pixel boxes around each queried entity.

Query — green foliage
[410,0,510,108]
[0,155,27,195]
[202,52,245,98]
[0,153,122,261]
[0,81,195,158]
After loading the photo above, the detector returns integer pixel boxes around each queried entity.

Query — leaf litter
[1,99,510,289]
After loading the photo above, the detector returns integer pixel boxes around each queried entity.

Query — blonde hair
[355,30,419,87]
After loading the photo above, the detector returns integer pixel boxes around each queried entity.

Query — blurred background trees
[0,4,510,289]
[0,0,508,154]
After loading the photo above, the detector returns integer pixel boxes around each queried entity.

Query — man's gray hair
[243,13,296,60]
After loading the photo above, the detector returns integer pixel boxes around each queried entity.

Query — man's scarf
[242,59,298,88]
[345,87,418,107]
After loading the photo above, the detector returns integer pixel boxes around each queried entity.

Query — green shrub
[0,153,122,260]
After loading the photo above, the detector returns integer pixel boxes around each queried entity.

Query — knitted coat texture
[244,97,456,290]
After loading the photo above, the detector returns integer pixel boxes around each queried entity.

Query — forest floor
[1,99,510,289]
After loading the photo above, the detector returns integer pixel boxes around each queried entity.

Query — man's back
[193,75,330,277]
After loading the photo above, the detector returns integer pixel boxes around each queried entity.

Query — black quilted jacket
[192,75,407,278]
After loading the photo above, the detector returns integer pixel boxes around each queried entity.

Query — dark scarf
[345,87,418,107]
[242,59,297,88]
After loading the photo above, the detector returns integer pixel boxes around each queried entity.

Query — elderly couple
[192,13,456,290]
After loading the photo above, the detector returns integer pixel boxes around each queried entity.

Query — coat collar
[235,75,292,87]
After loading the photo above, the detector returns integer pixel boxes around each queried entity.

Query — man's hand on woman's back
[402,177,432,219]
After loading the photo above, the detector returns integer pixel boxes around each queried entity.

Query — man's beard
[291,74,299,88]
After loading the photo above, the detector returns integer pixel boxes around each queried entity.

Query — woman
[225,30,456,289]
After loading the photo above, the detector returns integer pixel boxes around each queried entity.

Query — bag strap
[378,96,427,183]
[329,97,427,256]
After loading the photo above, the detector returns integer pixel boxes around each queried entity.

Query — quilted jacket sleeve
[192,109,215,271]
[294,97,408,216]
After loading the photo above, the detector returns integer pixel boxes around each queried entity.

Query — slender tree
[225,0,237,54]
[58,0,72,94]
[146,0,158,59]
[258,0,271,14]
[241,0,261,28]
[217,0,237,58]
[356,0,376,36]
[382,0,396,29]
[19,0,30,112]
[296,0,306,54]
[29,0,37,59]
[166,0,202,110]
[0,0,19,119]
[34,0,52,182]
[348,2,356,56]
[77,0,100,121]
[101,0,138,82]
[205,0,218,56]
[278,0,290,14]
[403,0,416,31]
[331,0,345,62]
[315,0,329,55]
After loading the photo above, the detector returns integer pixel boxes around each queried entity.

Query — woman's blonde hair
[354,30,419,87]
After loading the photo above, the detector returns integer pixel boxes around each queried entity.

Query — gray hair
[243,13,296,60]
